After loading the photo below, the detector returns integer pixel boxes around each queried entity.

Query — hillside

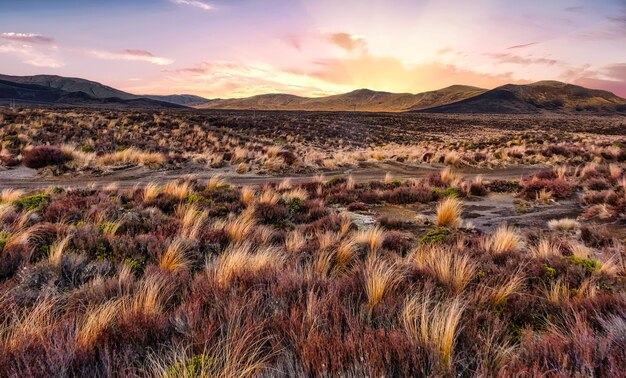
[0,79,183,108]
[0,74,138,100]
[144,94,211,106]
[198,85,487,112]
[419,81,626,114]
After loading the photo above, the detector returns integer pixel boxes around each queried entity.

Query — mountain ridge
[1,74,624,113]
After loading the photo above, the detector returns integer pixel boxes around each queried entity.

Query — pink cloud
[0,32,55,45]
[327,32,366,52]
[171,0,213,11]
[90,49,173,65]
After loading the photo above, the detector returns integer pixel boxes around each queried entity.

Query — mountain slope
[419,81,626,114]
[0,79,183,108]
[198,85,487,112]
[144,94,211,106]
[0,74,138,100]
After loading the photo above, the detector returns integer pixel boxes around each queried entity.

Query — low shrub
[519,177,572,200]
[487,180,521,193]
[13,193,51,210]
[22,146,72,169]
[420,227,449,244]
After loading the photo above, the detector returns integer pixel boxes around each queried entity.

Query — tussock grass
[363,257,401,317]
[440,167,460,184]
[207,174,227,190]
[258,187,280,205]
[436,197,462,228]
[143,183,161,202]
[402,291,465,367]
[530,238,559,259]
[97,147,165,167]
[48,235,71,267]
[282,188,309,202]
[210,242,284,287]
[159,238,192,272]
[76,298,123,350]
[178,205,207,240]
[130,274,172,317]
[1,189,24,202]
[548,218,580,232]
[240,186,256,206]
[410,246,476,293]
[284,230,306,254]
[483,225,521,254]
[163,181,192,200]
[355,226,385,255]
[220,215,255,242]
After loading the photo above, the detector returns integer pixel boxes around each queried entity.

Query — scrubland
[0,107,625,377]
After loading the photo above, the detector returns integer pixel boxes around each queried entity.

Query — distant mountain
[144,94,211,106]
[419,81,626,114]
[0,78,183,108]
[198,85,487,112]
[2,74,624,113]
[0,74,138,100]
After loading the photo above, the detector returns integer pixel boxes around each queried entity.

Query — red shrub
[22,146,72,169]
[519,177,572,199]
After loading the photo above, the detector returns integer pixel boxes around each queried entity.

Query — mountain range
[0,74,624,114]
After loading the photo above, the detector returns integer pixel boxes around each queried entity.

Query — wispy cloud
[1,32,55,45]
[0,31,62,67]
[171,0,213,11]
[90,49,174,65]
[505,42,538,50]
[487,52,559,66]
[327,32,366,52]
[0,44,63,67]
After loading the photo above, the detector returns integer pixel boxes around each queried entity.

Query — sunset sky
[1,0,625,98]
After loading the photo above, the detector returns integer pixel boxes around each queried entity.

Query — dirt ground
[0,161,542,190]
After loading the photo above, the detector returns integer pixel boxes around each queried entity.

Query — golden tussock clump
[436,197,463,228]
[401,291,465,367]
[354,226,386,255]
[482,225,522,254]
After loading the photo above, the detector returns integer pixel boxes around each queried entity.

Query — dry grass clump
[97,147,165,167]
[48,235,71,267]
[159,238,192,272]
[530,238,560,259]
[383,172,394,185]
[284,230,306,254]
[402,292,465,367]
[163,180,191,200]
[210,242,284,286]
[145,321,271,378]
[547,218,580,232]
[220,215,255,242]
[440,167,460,184]
[207,174,227,190]
[482,225,522,254]
[363,258,401,316]
[76,299,124,350]
[354,226,386,255]
[130,274,173,316]
[240,186,256,206]
[444,151,461,166]
[178,206,207,239]
[143,183,161,202]
[258,187,280,205]
[436,197,462,228]
[1,188,24,202]
[481,273,526,305]
[282,188,309,202]
[409,246,476,293]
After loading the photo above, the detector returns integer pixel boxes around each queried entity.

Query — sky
[0,0,625,98]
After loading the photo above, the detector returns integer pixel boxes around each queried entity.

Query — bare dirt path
[0,162,543,190]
